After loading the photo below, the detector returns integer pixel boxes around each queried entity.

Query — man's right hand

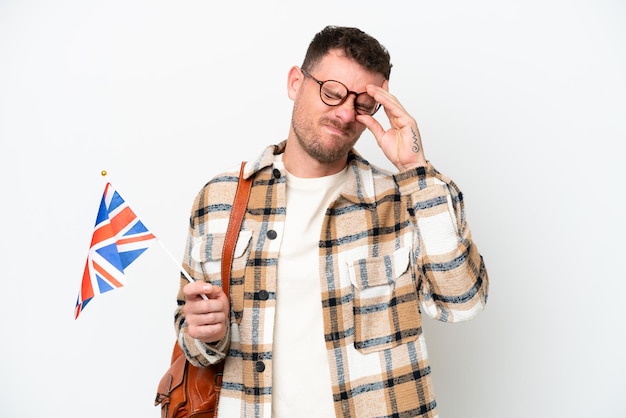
[183,281,230,343]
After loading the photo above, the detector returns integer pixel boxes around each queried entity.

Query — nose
[334,93,358,122]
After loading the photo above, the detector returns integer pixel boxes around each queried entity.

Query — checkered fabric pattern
[174,141,489,418]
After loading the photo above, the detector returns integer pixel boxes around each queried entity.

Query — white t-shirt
[272,167,348,417]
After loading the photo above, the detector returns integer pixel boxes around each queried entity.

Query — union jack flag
[75,182,156,319]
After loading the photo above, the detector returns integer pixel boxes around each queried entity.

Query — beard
[291,104,361,164]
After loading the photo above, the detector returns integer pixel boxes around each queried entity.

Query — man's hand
[183,281,230,343]
[357,84,427,171]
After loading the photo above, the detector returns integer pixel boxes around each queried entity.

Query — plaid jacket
[174,141,489,418]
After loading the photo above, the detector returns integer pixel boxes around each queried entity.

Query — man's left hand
[357,84,427,171]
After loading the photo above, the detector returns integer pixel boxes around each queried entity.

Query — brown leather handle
[220,162,252,298]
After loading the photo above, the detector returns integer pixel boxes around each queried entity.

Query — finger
[367,85,411,124]
[188,321,227,342]
[183,281,205,299]
[201,283,226,300]
[190,310,227,327]
[356,114,385,142]
[184,296,225,315]
[384,109,412,130]
[183,282,225,300]
[367,85,402,111]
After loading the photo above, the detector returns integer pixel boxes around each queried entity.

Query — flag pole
[155,239,195,284]
[155,235,209,301]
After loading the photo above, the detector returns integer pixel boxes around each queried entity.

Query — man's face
[288,50,387,165]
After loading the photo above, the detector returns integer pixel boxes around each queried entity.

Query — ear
[287,66,304,100]
[381,78,389,92]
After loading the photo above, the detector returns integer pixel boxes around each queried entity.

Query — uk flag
[75,182,156,319]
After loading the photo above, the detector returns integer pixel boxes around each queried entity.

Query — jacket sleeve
[394,162,489,322]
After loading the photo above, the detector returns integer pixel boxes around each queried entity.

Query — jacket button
[266,230,277,240]
[258,290,269,300]
[272,168,281,179]
[255,361,265,372]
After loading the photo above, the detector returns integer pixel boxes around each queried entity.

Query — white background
[1,1,624,417]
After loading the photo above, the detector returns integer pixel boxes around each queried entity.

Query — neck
[282,140,349,178]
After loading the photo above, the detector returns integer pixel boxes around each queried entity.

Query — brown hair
[301,26,392,80]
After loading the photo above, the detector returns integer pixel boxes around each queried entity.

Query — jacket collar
[246,141,380,207]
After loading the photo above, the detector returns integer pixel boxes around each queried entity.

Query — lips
[322,118,352,137]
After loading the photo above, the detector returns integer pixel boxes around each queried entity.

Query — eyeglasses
[301,69,381,116]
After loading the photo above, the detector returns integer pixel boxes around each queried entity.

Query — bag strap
[214,162,250,393]
[220,161,252,296]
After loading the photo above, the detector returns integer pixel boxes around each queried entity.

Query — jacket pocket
[348,246,420,354]
[191,230,253,315]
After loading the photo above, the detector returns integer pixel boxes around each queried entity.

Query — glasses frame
[301,68,381,116]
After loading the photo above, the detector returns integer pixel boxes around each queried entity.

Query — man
[175,25,489,417]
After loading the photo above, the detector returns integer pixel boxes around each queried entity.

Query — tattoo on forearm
[411,128,420,153]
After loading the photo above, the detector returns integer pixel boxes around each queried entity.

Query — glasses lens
[320,81,348,106]
[355,95,379,115]
[318,78,380,116]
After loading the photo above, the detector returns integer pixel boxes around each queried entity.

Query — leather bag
[155,162,252,418]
